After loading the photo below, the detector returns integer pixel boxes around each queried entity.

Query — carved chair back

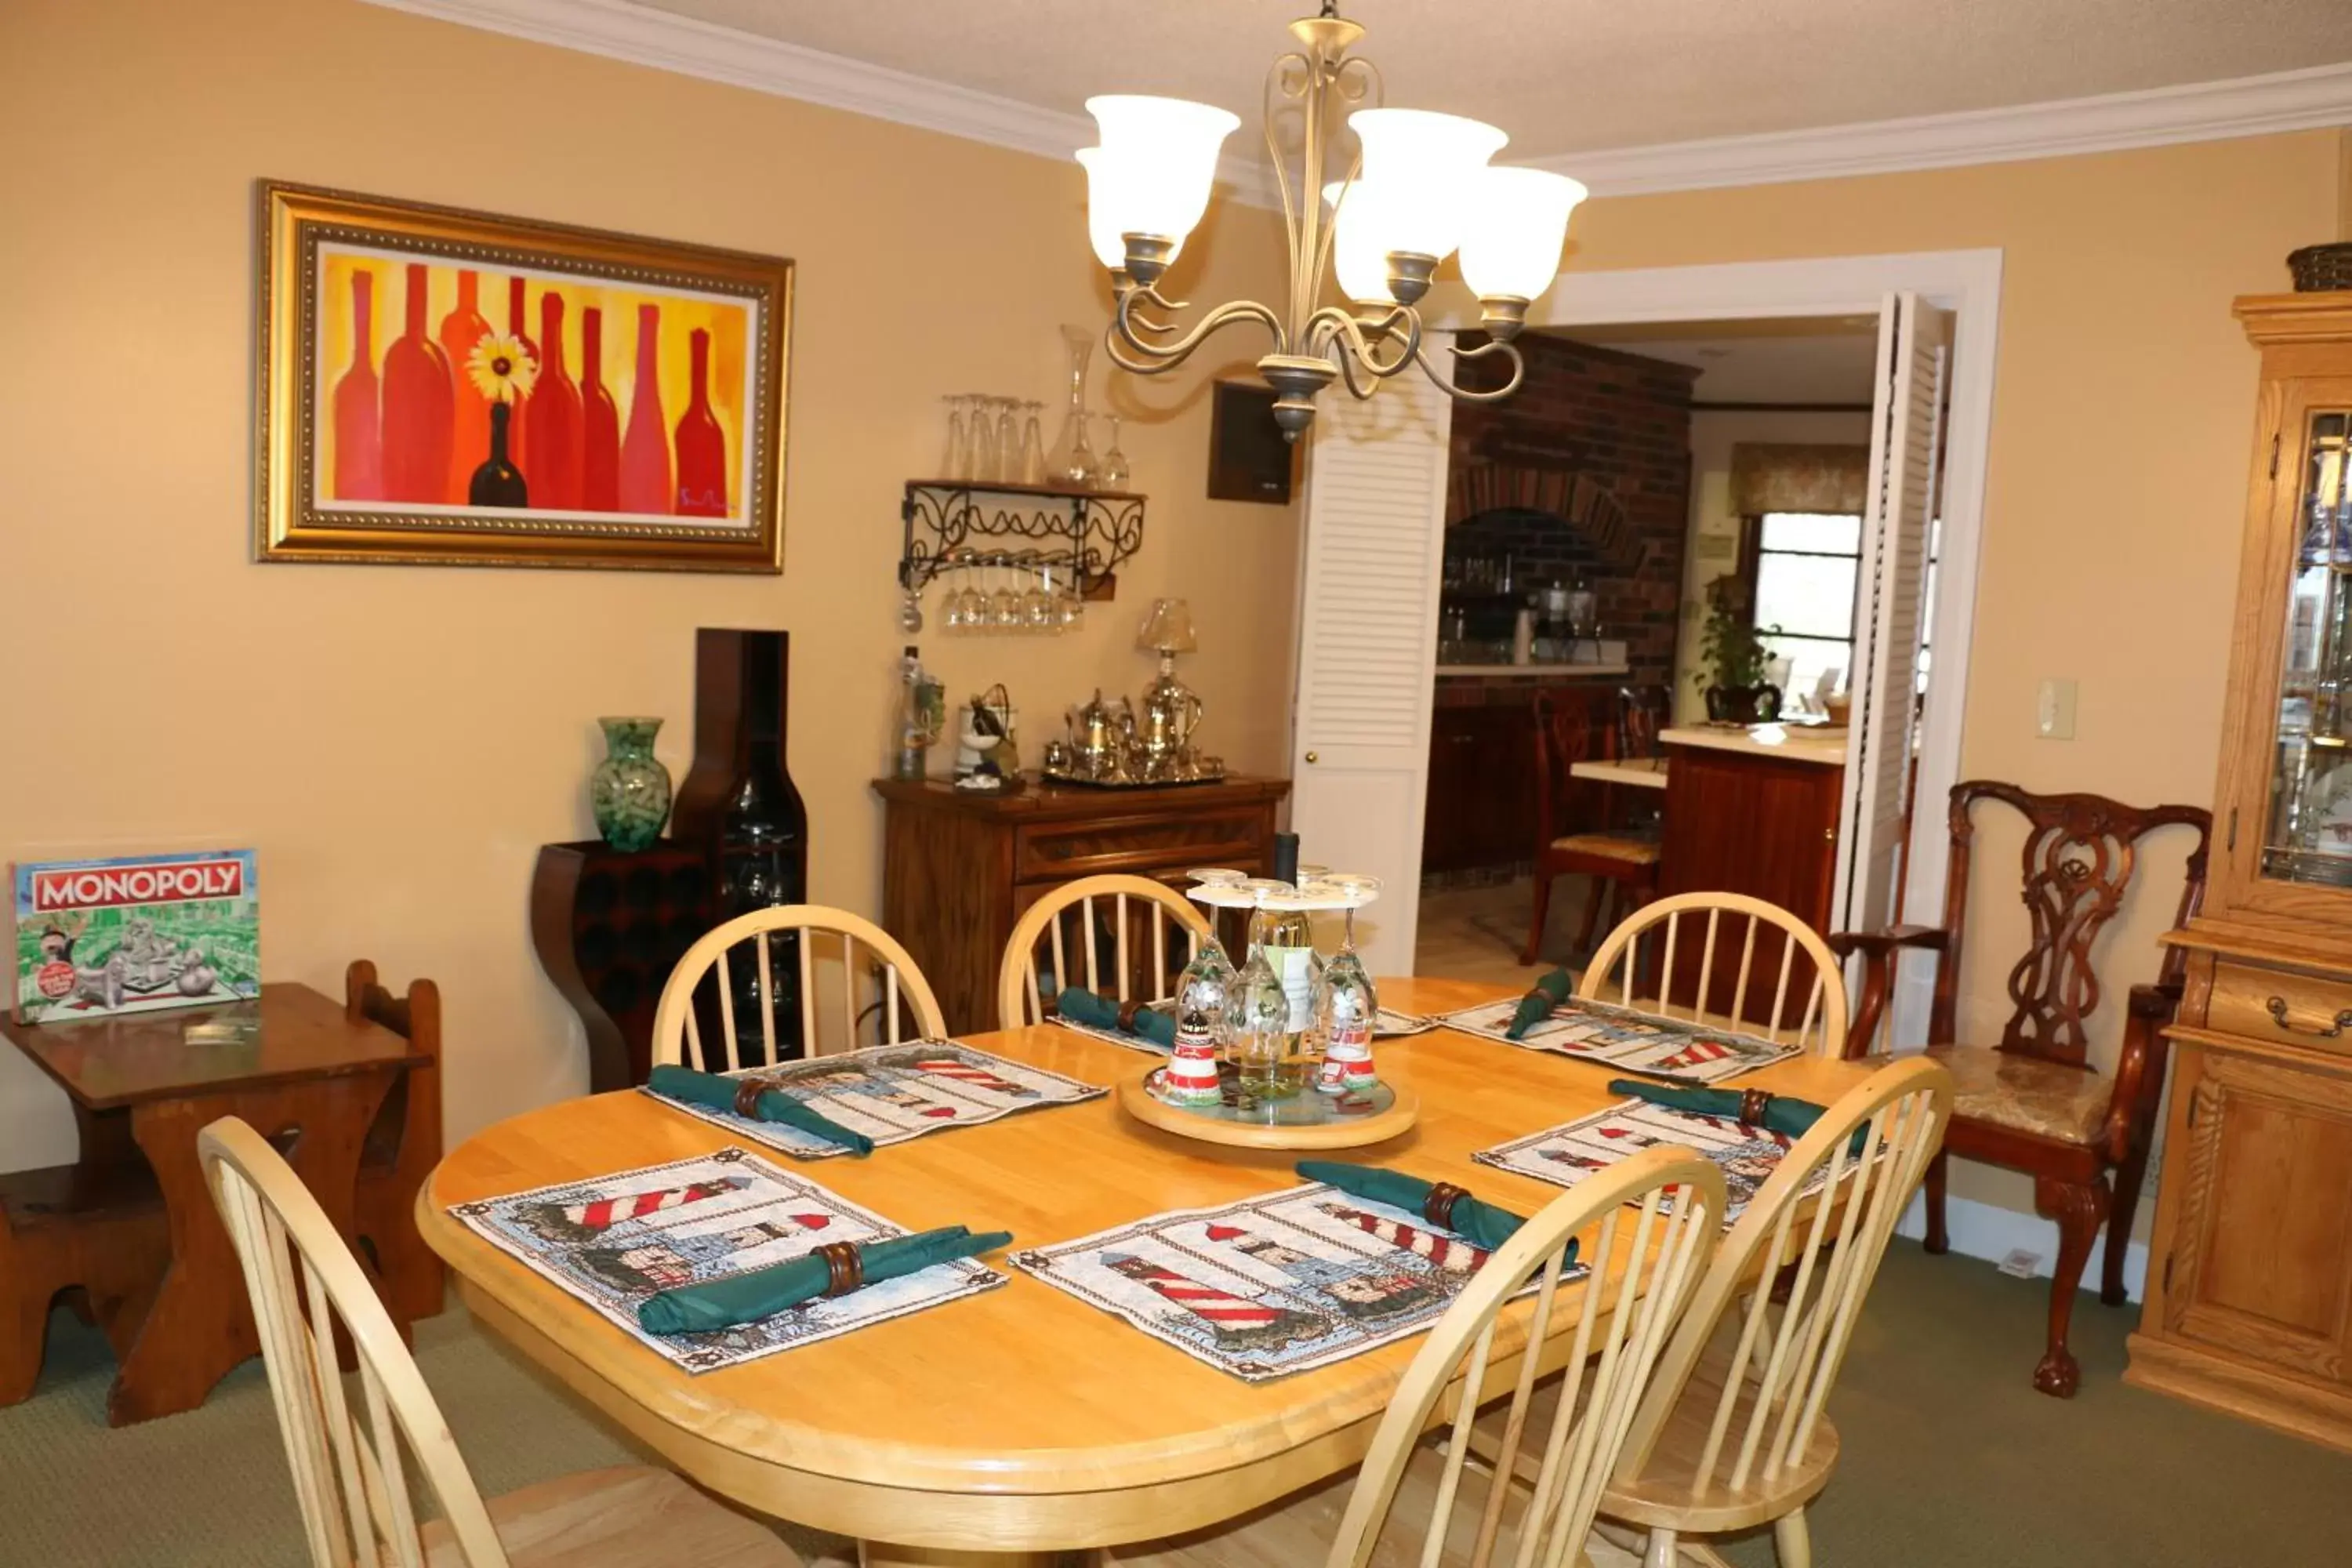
[201,1116,511,1568]
[652,905,946,1069]
[997,874,1212,1029]
[1616,684,1671,760]
[1530,689,1610,851]
[1930,782,2210,1063]
[1612,1058,1952,1505]
[1327,1147,1726,1568]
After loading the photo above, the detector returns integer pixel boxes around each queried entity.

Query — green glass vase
[589,717,672,852]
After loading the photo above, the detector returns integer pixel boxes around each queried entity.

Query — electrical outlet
[2036,678,2077,739]
[1998,1248,2042,1279]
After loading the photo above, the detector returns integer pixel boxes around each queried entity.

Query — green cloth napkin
[1506,969,1575,1040]
[1605,1078,1867,1157]
[1295,1160,1561,1259]
[646,1064,875,1156]
[1055,987,1178,1047]
[637,1225,1011,1334]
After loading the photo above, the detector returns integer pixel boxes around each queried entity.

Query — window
[1751,511,1860,705]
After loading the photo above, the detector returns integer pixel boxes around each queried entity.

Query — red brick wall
[1447,333,1697,688]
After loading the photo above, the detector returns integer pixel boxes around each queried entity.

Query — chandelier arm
[1107,294,1285,376]
[1308,304,1423,382]
[1413,336,1526,402]
[1263,53,1310,296]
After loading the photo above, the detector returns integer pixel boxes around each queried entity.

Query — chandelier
[1076,2,1586,441]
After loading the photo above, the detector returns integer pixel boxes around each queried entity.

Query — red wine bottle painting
[316,248,753,525]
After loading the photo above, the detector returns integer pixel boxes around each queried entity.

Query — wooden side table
[874,774,1290,1034]
[1,984,418,1424]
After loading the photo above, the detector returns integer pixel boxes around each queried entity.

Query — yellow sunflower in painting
[465,332,540,404]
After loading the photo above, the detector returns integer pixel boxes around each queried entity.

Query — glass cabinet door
[2266,408,2352,885]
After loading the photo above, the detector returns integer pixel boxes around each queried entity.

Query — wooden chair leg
[2103,1144,2150,1308]
[1642,1526,1679,1568]
[1772,1508,1813,1568]
[2031,1174,2111,1398]
[1521,866,1557,966]
[2,1283,53,1406]
[1574,876,1610,954]
[1922,1148,1951,1255]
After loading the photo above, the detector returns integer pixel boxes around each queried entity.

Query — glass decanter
[1045,325,1098,488]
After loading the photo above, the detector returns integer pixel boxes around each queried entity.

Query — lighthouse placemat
[1438,994,1802,1085]
[1475,1098,1833,1227]
[647,1040,1105,1158]
[448,1147,1006,1373]
[1011,1183,1581,1382]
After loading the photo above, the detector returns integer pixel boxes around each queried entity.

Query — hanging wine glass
[945,549,979,632]
[898,579,924,635]
[1019,400,1048,486]
[938,394,967,481]
[992,553,1025,630]
[1025,557,1058,633]
[1099,412,1130,490]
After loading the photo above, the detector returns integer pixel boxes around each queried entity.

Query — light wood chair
[1582,893,1850,1058]
[1114,1145,1729,1568]
[1596,1057,1952,1568]
[996,874,1214,1029]
[197,1116,803,1568]
[652,906,946,1071]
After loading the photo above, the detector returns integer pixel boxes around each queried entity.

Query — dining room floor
[6,1238,2350,1568]
[1416,873,1593,987]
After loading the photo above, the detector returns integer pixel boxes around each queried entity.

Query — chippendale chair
[1523,689,1661,964]
[1832,781,2209,1396]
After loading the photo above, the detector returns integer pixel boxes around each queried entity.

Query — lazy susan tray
[1116,1062,1418,1150]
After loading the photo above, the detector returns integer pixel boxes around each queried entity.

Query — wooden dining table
[419,976,1878,1566]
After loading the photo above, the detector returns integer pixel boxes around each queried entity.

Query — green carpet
[2,1245,2348,1566]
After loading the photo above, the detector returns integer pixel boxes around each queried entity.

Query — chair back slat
[1613,1058,1953,1508]
[1584,892,1850,1056]
[201,1118,510,1568]
[1323,1146,1727,1568]
[996,875,1213,1029]
[652,906,946,1069]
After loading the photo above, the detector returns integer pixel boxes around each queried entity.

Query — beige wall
[0,0,1298,1163]
[1673,409,1875,725]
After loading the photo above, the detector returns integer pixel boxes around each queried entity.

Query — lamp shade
[1138,597,1199,655]
[1079,147,1186,273]
[1322,180,1402,305]
[1084,96,1240,249]
[1345,107,1507,260]
[1458,167,1587,300]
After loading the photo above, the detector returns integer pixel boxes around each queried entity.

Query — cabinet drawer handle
[2264,996,2352,1038]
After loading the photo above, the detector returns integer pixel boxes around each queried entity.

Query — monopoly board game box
[13,851,260,1025]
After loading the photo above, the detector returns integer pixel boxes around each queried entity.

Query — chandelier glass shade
[1077,5,1587,440]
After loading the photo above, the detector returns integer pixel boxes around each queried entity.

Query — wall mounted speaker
[1207,380,1297,505]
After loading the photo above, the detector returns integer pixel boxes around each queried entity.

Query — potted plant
[1693,575,1783,722]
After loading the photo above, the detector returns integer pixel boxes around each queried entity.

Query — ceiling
[636,0,2352,154]
[1561,318,1880,405]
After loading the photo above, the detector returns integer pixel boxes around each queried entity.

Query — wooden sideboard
[2125,293,2352,1454]
[873,775,1290,1034]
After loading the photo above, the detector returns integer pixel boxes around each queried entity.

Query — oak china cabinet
[2127,293,2352,1454]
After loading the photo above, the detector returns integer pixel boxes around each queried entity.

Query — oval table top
[418,976,1879,1559]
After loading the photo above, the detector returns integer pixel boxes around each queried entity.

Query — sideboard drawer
[1014,811,1268,882]
[2209,959,2352,1059]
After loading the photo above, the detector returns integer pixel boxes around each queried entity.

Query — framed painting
[256,181,791,571]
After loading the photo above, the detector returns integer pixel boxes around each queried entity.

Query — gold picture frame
[256,180,792,571]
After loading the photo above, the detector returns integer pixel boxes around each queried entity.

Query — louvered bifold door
[1834,292,1950,946]
[1288,369,1454,978]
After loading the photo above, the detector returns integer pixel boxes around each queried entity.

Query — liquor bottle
[505,276,539,477]
[467,401,528,508]
[1247,833,1318,1049]
[673,326,728,517]
[525,292,583,510]
[617,303,670,514]
[716,640,810,1062]
[379,263,455,503]
[437,269,493,503]
[330,270,383,501]
[579,306,620,511]
[891,647,943,781]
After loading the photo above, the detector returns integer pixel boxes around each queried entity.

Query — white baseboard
[1894,1191,2149,1304]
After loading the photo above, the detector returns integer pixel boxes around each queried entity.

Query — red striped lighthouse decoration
[563,1177,746,1232]
[1653,1037,1735,1073]
[1318,1202,1489,1273]
[1160,1012,1224,1105]
[1106,1253,1287,1329]
[910,1057,1034,1098]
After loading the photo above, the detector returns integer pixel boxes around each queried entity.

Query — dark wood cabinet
[1422,705,1540,873]
[875,775,1290,1034]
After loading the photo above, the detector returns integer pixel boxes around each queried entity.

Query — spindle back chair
[996,875,1212,1029]
[1582,892,1851,1058]
[653,906,946,1070]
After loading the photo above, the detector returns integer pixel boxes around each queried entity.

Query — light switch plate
[2036,677,2078,739]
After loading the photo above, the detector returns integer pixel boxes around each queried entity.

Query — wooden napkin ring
[1738,1088,1773,1126]
[1116,1000,1145,1033]
[815,1241,865,1297]
[1424,1182,1471,1231]
[734,1078,779,1119]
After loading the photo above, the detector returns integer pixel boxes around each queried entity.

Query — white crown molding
[1541,61,2352,197]
[364,0,2352,204]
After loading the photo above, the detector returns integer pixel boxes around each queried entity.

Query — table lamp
[1137,598,1204,779]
